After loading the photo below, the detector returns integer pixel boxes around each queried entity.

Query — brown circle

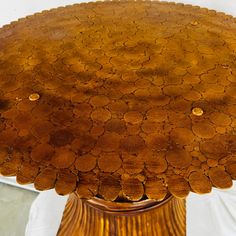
[98,152,122,172]
[96,132,121,152]
[90,95,110,107]
[145,178,167,201]
[124,111,143,124]
[51,148,76,168]
[145,151,168,174]
[120,136,145,153]
[31,143,54,163]
[49,129,74,147]
[91,108,111,123]
[146,109,167,122]
[166,148,192,168]
[75,154,97,172]
[122,153,144,174]
[170,127,195,145]
[189,171,212,194]
[192,122,216,139]
[122,177,144,201]
[208,167,233,189]
[167,175,190,198]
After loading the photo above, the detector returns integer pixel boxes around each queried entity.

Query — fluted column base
[57,194,186,236]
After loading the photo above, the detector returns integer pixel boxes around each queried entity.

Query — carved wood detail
[57,194,186,236]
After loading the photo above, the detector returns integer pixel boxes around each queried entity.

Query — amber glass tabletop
[0,1,235,235]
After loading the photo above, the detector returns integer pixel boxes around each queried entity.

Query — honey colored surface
[58,194,186,236]
[0,1,236,201]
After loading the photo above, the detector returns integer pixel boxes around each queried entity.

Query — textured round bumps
[0,1,235,201]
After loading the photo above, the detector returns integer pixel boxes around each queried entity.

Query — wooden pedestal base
[57,194,186,236]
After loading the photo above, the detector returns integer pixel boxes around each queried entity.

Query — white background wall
[0,0,93,27]
[0,0,236,27]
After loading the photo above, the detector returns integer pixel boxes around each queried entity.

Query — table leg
[57,194,186,236]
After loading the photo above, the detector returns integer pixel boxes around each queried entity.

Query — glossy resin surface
[0,1,236,201]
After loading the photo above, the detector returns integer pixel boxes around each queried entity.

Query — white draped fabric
[0,1,235,235]
[24,183,236,236]
[187,184,236,236]
[25,191,67,236]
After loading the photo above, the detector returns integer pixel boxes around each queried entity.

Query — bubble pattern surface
[0,1,236,201]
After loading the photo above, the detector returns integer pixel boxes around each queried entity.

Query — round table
[0,1,236,235]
